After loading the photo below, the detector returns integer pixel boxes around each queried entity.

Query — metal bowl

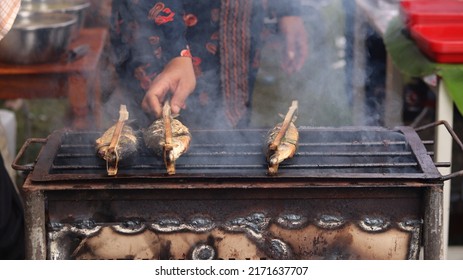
[0,11,78,64]
[20,0,90,40]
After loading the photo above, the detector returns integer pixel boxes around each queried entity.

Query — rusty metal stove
[14,122,462,260]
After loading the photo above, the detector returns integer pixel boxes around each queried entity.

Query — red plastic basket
[400,0,463,27]
[410,24,463,63]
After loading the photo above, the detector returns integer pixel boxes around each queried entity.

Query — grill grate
[29,126,441,182]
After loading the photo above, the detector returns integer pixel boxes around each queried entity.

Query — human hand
[142,56,196,117]
[278,16,309,74]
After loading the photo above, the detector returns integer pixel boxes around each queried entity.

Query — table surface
[0,28,107,75]
[0,28,108,129]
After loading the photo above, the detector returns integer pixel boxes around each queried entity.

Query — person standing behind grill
[0,0,25,260]
[109,0,308,129]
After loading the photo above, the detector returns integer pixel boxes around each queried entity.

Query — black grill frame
[27,126,441,184]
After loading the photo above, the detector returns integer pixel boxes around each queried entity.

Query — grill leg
[423,185,444,259]
[23,190,47,260]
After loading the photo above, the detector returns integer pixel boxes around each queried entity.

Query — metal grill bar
[296,151,412,156]
[50,162,420,171]
[56,153,95,158]
[26,127,442,182]
[298,141,408,147]
[55,150,420,158]
[177,162,419,169]
[191,143,261,147]
[283,162,419,168]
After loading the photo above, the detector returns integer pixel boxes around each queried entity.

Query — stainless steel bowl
[20,0,90,40]
[0,11,77,64]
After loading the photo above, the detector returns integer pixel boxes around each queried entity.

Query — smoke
[98,0,402,131]
[251,0,403,129]
[251,0,354,128]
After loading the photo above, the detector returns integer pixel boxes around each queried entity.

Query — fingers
[292,33,309,72]
[170,75,195,115]
[284,30,309,74]
[142,57,196,117]
[168,57,196,115]
[170,85,189,115]
[279,16,309,74]
[283,32,298,74]
[143,82,191,117]
[142,79,168,118]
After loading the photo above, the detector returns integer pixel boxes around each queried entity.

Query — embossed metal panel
[45,188,423,260]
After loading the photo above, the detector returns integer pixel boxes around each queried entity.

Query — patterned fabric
[0,0,21,41]
[110,0,301,128]
[220,0,252,127]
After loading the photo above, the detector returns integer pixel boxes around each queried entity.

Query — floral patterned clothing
[110,0,301,128]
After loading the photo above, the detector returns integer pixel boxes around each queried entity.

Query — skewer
[162,102,175,175]
[269,100,298,151]
[267,100,299,175]
[106,104,129,176]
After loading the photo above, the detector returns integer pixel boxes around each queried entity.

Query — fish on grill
[143,102,191,175]
[95,105,139,176]
[266,100,299,175]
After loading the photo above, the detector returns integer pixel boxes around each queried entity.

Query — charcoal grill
[14,121,463,260]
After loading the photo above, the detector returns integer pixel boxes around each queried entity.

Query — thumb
[143,82,169,118]
[170,86,189,115]
[285,34,297,61]
[170,78,195,115]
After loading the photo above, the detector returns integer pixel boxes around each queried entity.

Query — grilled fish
[143,103,191,174]
[266,100,299,175]
[95,105,139,176]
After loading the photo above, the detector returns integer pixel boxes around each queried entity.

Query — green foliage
[384,16,463,115]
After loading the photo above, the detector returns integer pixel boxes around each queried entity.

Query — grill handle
[12,138,47,171]
[415,120,463,181]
